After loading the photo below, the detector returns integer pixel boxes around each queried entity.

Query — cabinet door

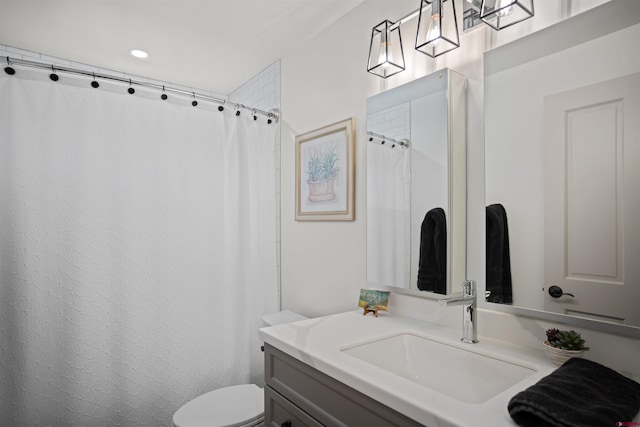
[265,344,423,427]
[265,386,323,427]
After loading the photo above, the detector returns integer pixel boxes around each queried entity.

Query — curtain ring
[161,85,168,100]
[128,79,135,94]
[91,73,99,88]
[4,57,15,75]
[218,100,225,112]
[191,92,198,107]
[49,65,59,81]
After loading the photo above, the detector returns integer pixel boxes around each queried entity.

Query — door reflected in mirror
[484,1,640,327]
[366,68,466,296]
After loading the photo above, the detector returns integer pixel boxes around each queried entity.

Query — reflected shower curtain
[0,70,278,425]
[366,142,410,288]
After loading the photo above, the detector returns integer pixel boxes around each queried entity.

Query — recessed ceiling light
[130,49,148,59]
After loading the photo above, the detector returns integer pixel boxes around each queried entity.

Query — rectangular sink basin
[341,333,536,404]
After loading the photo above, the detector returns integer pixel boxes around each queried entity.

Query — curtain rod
[367,131,409,147]
[3,56,279,123]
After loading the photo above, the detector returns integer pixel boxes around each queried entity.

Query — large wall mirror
[366,68,466,296]
[484,0,640,333]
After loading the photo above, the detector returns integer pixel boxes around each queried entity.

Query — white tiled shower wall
[229,61,280,112]
[366,102,410,143]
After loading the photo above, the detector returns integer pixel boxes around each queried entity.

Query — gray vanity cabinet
[264,343,424,427]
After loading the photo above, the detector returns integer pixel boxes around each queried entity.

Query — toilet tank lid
[262,310,308,326]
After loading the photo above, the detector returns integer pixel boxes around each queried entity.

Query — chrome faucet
[439,280,478,343]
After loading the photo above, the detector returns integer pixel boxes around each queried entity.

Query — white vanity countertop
[259,310,562,427]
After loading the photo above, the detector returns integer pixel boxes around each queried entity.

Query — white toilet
[172,310,308,427]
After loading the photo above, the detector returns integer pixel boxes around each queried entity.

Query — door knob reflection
[548,285,575,298]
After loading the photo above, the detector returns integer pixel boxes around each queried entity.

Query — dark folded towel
[417,207,446,294]
[508,358,640,427]
[486,203,513,304]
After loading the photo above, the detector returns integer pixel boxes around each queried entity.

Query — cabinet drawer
[265,386,323,427]
[264,344,423,427]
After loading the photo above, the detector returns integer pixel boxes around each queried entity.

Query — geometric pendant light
[367,20,405,78]
[480,0,534,31]
[415,0,460,58]
[366,0,534,78]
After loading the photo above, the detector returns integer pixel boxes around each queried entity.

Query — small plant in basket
[545,328,590,351]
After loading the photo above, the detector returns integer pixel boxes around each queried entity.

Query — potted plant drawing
[306,146,339,202]
[543,328,590,366]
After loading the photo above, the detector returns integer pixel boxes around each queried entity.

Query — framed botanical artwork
[295,118,355,221]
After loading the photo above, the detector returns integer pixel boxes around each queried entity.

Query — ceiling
[0,0,365,95]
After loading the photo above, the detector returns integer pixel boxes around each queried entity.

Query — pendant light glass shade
[367,20,405,78]
[480,0,534,30]
[415,0,460,58]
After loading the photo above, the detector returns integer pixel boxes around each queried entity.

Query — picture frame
[358,289,391,317]
[295,118,355,221]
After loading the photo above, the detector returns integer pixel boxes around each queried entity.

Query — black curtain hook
[4,57,15,75]
[91,72,99,88]
[252,109,257,121]
[49,65,59,81]
[191,92,198,107]
[128,79,135,94]
[161,85,168,100]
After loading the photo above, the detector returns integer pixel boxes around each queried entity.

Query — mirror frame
[481,0,640,339]
[366,68,467,298]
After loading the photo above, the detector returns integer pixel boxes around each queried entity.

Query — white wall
[278,1,409,317]
[279,0,608,317]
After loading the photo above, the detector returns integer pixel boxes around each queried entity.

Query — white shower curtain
[366,142,410,288]
[0,69,278,426]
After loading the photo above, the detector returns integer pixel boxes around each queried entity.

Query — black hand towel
[486,203,513,303]
[417,207,446,294]
[508,358,640,427]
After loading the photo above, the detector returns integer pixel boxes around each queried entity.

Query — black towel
[486,203,513,303]
[508,358,640,427]
[417,207,446,294]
